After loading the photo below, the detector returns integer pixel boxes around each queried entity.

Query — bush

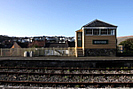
[119,38,133,52]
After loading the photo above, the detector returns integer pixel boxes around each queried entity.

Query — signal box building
[75,19,117,57]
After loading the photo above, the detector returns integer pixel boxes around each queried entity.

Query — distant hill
[117,36,133,45]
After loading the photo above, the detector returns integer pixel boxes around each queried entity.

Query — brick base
[85,49,116,56]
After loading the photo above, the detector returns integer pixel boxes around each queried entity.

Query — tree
[119,38,133,52]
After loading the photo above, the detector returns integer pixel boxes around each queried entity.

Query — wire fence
[0,47,75,57]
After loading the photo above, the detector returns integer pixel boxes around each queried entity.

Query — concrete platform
[0,86,130,89]
[0,56,133,61]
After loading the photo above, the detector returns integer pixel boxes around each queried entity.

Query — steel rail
[0,80,133,84]
[0,71,133,75]
[0,67,132,70]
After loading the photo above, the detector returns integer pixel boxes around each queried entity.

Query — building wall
[85,49,116,56]
[84,32,117,56]
[84,35,116,49]
[75,29,117,56]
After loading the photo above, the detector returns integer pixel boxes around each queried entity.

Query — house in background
[33,36,45,41]
[46,37,57,43]
[45,43,68,48]
[11,42,21,48]
[44,41,75,56]
[75,19,117,57]
[45,40,75,48]
[28,40,46,48]
[11,42,28,48]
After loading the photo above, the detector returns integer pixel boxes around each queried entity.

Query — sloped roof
[83,19,117,27]
[28,41,45,48]
[45,43,68,48]
[68,42,75,47]
[11,42,28,48]
[17,42,28,48]
[11,42,21,48]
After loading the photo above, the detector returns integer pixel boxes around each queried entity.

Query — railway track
[0,67,133,88]
[0,67,133,74]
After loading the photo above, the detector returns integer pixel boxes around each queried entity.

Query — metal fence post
[53,47,55,55]
[1,48,2,56]
[68,47,70,56]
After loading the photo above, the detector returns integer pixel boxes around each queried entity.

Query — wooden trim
[83,27,117,29]
[82,29,85,56]
[76,29,82,32]
[77,47,82,48]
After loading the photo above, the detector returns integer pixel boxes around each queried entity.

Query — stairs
[76,48,84,57]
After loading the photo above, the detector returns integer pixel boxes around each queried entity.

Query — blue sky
[0,0,133,37]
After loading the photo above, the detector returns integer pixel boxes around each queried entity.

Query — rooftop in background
[11,42,28,48]
[45,43,68,48]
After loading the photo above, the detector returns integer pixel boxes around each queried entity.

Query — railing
[0,47,75,57]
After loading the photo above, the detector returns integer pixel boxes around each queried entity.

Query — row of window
[85,29,115,35]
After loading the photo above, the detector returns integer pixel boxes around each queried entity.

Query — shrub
[119,38,133,52]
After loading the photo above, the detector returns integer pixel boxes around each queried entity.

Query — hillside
[117,36,133,45]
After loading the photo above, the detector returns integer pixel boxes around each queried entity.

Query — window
[101,29,107,35]
[85,29,115,36]
[86,29,92,35]
[108,29,115,35]
[93,29,99,35]
[78,32,82,40]
[111,30,115,35]
[108,29,111,35]
[77,32,82,47]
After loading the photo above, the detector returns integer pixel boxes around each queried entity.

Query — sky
[0,0,133,37]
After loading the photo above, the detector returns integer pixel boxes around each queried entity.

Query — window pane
[86,29,92,35]
[111,30,115,35]
[93,29,99,35]
[77,32,82,47]
[108,29,115,35]
[101,29,107,35]
[78,32,82,40]
[108,29,111,35]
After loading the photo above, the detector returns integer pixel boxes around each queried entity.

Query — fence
[0,47,75,57]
